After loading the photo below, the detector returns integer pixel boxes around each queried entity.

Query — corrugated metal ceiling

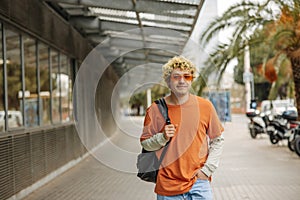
[44,0,205,93]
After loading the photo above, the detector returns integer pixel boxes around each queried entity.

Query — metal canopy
[44,0,205,93]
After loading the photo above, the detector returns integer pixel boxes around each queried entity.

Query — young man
[140,56,224,200]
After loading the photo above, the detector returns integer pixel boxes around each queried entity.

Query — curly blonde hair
[162,56,196,81]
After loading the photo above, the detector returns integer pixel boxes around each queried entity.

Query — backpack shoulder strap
[154,98,172,164]
[155,98,171,125]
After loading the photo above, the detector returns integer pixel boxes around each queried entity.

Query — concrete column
[147,89,151,108]
[243,45,252,111]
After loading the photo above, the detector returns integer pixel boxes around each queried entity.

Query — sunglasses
[171,74,193,81]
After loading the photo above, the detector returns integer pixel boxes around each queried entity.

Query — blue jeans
[157,179,213,200]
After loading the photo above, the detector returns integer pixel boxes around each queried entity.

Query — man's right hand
[163,124,177,140]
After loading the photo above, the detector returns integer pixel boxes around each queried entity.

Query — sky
[217,0,242,73]
[187,0,242,74]
[217,0,241,15]
[217,0,242,44]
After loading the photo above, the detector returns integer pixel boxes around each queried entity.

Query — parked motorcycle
[288,124,300,152]
[267,110,299,145]
[294,136,300,157]
[246,109,271,139]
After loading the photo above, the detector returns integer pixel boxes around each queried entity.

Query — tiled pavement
[23,114,300,200]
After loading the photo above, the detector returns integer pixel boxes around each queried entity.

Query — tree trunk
[290,56,300,120]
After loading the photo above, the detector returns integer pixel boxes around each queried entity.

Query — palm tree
[198,0,300,119]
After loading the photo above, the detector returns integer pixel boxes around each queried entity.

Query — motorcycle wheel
[249,128,257,139]
[269,132,279,144]
[294,137,300,157]
[288,140,295,152]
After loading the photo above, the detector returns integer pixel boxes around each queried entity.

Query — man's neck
[168,93,190,105]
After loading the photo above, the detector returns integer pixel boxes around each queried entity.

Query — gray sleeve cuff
[201,134,224,177]
[141,133,168,151]
[201,165,213,177]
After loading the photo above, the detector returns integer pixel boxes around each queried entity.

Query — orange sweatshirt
[140,95,223,196]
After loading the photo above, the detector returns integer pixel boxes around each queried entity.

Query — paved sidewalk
[24,114,300,200]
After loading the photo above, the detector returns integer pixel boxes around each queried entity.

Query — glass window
[24,35,38,127]
[0,23,4,132]
[51,50,61,123]
[69,60,77,121]
[39,43,51,125]
[6,28,23,128]
[0,24,77,129]
[60,54,71,122]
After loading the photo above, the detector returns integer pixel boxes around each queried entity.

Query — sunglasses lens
[184,75,193,81]
[172,75,180,80]
[172,74,193,81]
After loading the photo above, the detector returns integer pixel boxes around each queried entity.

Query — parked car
[261,99,296,115]
[0,112,4,131]
[0,111,23,131]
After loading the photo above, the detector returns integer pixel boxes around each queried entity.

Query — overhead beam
[69,16,100,29]
[136,0,197,18]
[100,21,139,32]
[46,0,134,10]
[100,21,190,37]
[45,0,198,17]
[109,37,183,52]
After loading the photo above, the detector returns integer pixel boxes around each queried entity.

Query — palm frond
[216,58,232,86]
[200,20,233,47]
[201,17,266,86]
[200,1,273,47]
[270,29,296,51]
[198,0,300,97]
